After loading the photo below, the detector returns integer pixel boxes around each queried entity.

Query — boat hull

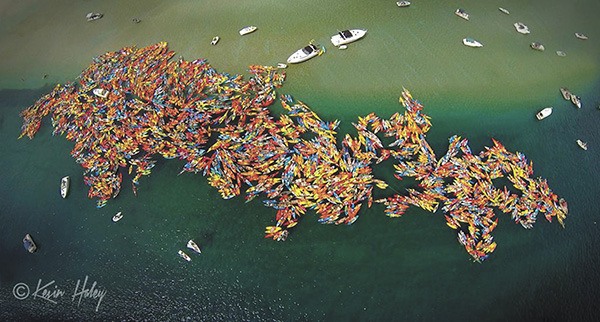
[287,45,320,64]
[330,29,367,47]
[536,107,553,120]
[239,26,257,36]
[463,38,483,47]
[23,234,37,253]
[61,176,70,198]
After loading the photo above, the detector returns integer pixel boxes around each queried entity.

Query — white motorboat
[462,37,483,48]
[287,43,322,64]
[536,107,553,120]
[112,211,123,222]
[455,8,469,20]
[60,175,70,198]
[330,29,367,47]
[276,63,288,69]
[187,240,202,254]
[514,22,530,34]
[575,33,588,40]
[530,42,545,51]
[339,45,348,50]
[576,139,588,151]
[396,1,411,7]
[92,88,109,98]
[239,26,257,36]
[86,12,103,22]
[23,234,37,253]
[571,94,582,108]
[556,51,566,57]
[499,7,510,15]
[178,250,191,262]
[211,36,220,45]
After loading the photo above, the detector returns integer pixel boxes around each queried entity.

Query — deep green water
[2,0,600,321]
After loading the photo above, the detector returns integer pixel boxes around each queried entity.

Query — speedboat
[575,33,588,40]
[462,37,483,48]
[559,87,572,101]
[576,139,588,150]
[499,7,510,15]
[571,94,581,108]
[86,12,103,22]
[112,211,123,222]
[530,42,545,51]
[536,107,553,120]
[23,234,37,253]
[276,63,288,69]
[330,29,367,47]
[239,26,257,36]
[187,240,202,254]
[287,43,322,64]
[92,88,109,98]
[211,36,220,45]
[60,175,70,198]
[455,8,469,20]
[514,22,530,34]
[339,45,348,50]
[556,51,566,57]
[397,1,411,7]
[178,250,191,262]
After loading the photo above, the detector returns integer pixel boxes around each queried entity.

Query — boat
[455,8,469,20]
[112,211,123,222]
[330,29,367,47]
[571,94,582,108]
[178,250,191,262]
[514,22,530,34]
[499,7,510,15]
[23,234,37,253]
[92,88,109,98]
[86,12,103,22]
[576,139,588,150]
[556,51,566,57]
[530,42,545,51]
[462,37,483,48]
[132,18,141,24]
[536,107,553,120]
[211,36,220,45]
[187,240,202,254]
[239,26,257,36]
[575,33,588,40]
[276,63,288,69]
[339,45,348,50]
[286,43,322,64]
[60,176,70,198]
[396,1,411,7]
[559,87,572,101]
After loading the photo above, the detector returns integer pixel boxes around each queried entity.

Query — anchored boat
[530,42,545,51]
[112,211,123,222]
[463,37,483,48]
[571,95,582,108]
[455,8,469,20]
[287,43,322,64]
[60,175,70,198]
[397,1,411,7]
[211,36,219,45]
[187,240,202,254]
[560,88,572,101]
[576,139,588,151]
[330,29,367,47]
[239,26,257,36]
[178,250,191,262]
[23,234,37,253]
[536,107,553,120]
[514,22,530,34]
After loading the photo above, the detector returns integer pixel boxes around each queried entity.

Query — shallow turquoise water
[1,0,600,321]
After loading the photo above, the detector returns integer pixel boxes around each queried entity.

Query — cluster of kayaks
[20,43,569,262]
